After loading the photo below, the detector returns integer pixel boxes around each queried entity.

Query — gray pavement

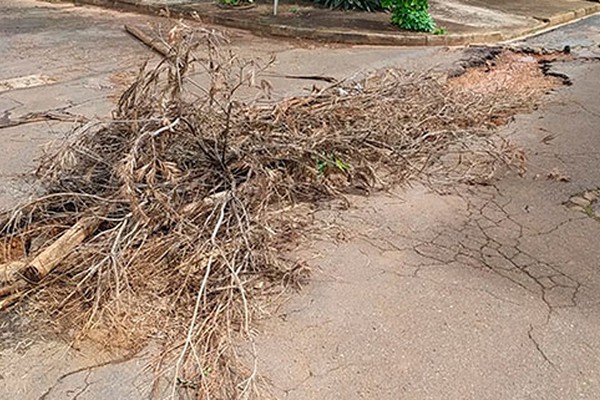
[512,13,600,55]
[253,17,600,400]
[1,1,600,399]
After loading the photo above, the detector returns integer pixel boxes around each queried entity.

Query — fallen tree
[0,25,561,399]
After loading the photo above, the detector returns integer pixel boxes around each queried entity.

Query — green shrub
[313,0,383,12]
[381,0,436,32]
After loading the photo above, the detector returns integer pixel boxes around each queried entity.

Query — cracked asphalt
[253,18,600,400]
[1,1,600,399]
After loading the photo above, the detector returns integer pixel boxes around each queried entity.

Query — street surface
[1,1,600,399]
[254,16,600,400]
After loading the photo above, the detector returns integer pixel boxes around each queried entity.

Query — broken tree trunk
[20,217,100,282]
[0,281,26,298]
[0,216,100,309]
[125,25,171,57]
[0,291,23,310]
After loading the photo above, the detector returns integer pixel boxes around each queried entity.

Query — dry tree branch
[0,27,555,399]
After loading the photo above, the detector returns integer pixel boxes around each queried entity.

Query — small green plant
[289,6,299,13]
[433,26,447,35]
[312,0,382,12]
[316,153,352,176]
[381,0,436,32]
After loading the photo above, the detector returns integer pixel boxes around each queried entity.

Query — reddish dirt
[448,51,570,96]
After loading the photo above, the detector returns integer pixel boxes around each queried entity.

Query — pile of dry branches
[0,27,553,399]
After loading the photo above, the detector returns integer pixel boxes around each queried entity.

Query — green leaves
[316,153,352,177]
[433,26,447,35]
[310,0,437,32]
[219,0,254,6]
[382,0,436,32]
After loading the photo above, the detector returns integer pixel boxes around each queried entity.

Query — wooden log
[0,291,21,310]
[0,217,100,309]
[20,217,100,283]
[125,25,171,58]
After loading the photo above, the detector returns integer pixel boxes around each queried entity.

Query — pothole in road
[448,49,571,125]
[450,49,571,92]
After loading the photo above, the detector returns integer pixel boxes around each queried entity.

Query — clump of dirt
[0,35,561,399]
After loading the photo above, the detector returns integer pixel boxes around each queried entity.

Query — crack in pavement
[415,184,582,313]
[69,370,92,400]
[527,324,557,370]
[37,355,136,400]
[249,36,600,400]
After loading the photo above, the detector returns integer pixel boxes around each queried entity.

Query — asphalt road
[254,15,600,400]
[514,13,600,54]
[0,0,459,210]
[1,1,600,399]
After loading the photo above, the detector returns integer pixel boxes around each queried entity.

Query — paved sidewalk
[64,0,600,45]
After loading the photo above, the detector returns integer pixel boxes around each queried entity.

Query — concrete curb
[501,3,600,43]
[63,0,600,46]
[540,3,600,26]
[201,17,505,46]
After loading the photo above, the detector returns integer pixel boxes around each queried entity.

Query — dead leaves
[547,167,571,182]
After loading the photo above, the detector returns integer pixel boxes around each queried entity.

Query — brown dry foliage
[0,27,561,399]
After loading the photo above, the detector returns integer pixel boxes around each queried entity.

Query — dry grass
[0,26,562,399]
